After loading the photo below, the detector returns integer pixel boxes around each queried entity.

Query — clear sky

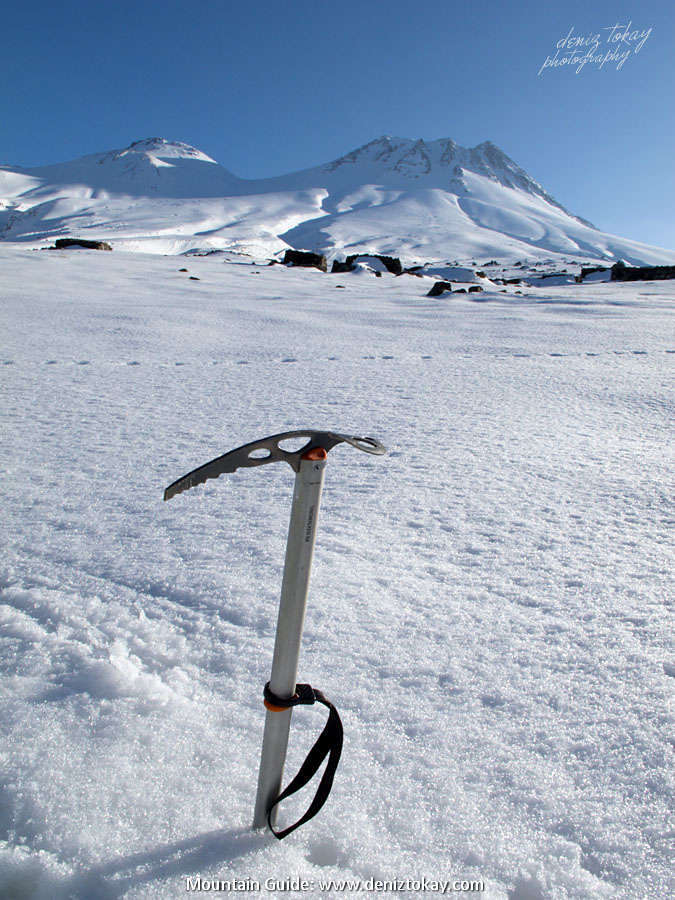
[3,0,673,248]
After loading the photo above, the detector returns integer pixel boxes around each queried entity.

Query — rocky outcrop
[348,254,402,275]
[331,259,353,273]
[283,249,327,271]
[576,265,608,282]
[332,254,403,275]
[610,260,675,281]
[53,238,112,251]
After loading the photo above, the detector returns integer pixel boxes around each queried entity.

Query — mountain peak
[113,138,218,165]
[320,134,556,200]
[13,137,238,200]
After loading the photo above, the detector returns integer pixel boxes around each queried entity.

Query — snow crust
[0,245,673,898]
[1,137,674,265]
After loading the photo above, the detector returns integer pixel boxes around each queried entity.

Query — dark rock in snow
[427,280,454,297]
[332,254,403,275]
[468,285,483,293]
[331,259,354,273]
[576,266,608,283]
[610,261,675,281]
[54,238,112,251]
[453,288,467,294]
[283,249,327,271]
[347,254,404,274]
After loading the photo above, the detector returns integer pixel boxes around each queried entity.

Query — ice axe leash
[163,430,386,838]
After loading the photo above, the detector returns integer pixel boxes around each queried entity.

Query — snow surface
[2,137,674,266]
[0,245,673,899]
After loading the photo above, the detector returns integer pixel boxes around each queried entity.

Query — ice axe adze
[163,430,386,838]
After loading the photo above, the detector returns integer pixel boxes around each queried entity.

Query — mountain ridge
[0,136,671,264]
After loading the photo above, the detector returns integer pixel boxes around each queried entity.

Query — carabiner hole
[277,437,309,453]
[248,448,272,459]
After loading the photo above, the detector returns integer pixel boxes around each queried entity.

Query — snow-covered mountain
[1,136,672,264]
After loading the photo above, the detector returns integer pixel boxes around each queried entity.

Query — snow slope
[1,245,673,898]
[1,136,673,265]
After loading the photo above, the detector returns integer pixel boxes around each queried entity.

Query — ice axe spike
[162,429,386,837]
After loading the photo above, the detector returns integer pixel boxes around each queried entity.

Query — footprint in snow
[306,837,348,868]
[281,357,297,363]
[480,693,507,709]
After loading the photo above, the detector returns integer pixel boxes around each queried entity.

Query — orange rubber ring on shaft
[302,447,328,461]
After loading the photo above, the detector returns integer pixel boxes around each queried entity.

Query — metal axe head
[163,430,386,501]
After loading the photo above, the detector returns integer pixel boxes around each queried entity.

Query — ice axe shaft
[253,449,327,829]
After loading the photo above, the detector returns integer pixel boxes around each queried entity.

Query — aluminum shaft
[252,452,327,829]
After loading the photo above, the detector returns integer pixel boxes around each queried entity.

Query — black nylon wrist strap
[263,682,343,840]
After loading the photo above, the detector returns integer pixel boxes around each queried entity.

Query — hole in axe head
[248,448,272,459]
[277,437,310,453]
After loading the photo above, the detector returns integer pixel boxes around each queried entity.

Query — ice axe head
[163,430,386,501]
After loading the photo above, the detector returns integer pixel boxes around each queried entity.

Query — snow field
[0,247,673,898]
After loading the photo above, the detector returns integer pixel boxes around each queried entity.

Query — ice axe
[163,430,386,837]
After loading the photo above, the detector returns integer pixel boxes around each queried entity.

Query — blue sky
[3,0,673,248]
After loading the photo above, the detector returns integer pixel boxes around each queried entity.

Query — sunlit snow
[1,244,672,898]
